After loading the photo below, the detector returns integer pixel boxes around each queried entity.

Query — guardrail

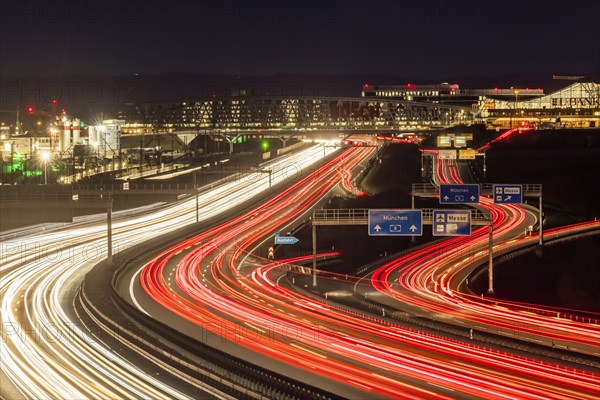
[0,193,73,201]
[73,183,196,191]
[82,247,344,400]
[312,208,491,226]
[312,209,369,225]
[412,183,543,198]
[480,183,542,197]
[411,182,438,196]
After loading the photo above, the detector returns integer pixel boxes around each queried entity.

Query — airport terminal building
[476,82,600,128]
[362,81,599,129]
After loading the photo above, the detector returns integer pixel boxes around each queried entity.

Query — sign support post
[107,200,113,260]
[487,223,494,294]
[193,171,199,222]
[196,191,199,222]
[411,196,417,242]
[539,190,543,246]
[312,224,317,286]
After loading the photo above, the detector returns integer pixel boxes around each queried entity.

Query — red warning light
[27,106,34,113]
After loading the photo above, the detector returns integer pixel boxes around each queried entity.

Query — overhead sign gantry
[311,208,492,290]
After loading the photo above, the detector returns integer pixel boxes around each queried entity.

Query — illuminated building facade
[361,82,545,107]
[477,82,600,128]
[117,97,472,132]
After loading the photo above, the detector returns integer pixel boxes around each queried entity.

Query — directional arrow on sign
[409,225,417,232]
[440,184,479,204]
[493,184,523,204]
[374,225,382,232]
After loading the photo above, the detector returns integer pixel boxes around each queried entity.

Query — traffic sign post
[368,209,423,236]
[488,224,494,294]
[439,184,479,204]
[311,208,495,291]
[493,184,523,204]
[432,210,471,236]
[481,183,543,247]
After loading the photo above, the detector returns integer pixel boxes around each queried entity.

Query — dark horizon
[1,0,598,78]
[1,70,588,122]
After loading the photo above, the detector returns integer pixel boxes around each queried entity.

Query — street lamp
[514,89,520,128]
[41,151,50,185]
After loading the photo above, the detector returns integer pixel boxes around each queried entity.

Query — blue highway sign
[432,210,471,236]
[368,209,423,236]
[274,232,299,245]
[493,184,523,204]
[440,184,479,204]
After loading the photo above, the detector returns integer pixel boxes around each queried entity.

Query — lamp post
[41,151,50,185]
[514,89,520,128]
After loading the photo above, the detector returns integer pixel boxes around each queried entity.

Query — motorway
[2,131,599,399]
[0,144,338,399]
[126,143,599,398]
[362,154,600,357]
[124,146,378,399]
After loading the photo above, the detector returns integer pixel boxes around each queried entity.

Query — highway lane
[129,146,386,399]
[132,144,599,399]
[5,129,596,399]
[365,153,600,357]
[1,144,337,399]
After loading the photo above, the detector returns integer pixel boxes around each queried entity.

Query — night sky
[1,0,599,78]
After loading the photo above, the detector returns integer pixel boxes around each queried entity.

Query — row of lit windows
[374,91,441,97]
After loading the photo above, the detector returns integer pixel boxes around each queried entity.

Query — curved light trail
[368,151,600,356]
[134,143,599,398]
[1,145,336,399]
[3,128,597,399]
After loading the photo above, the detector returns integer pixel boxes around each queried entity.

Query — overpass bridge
[120,96,474,139]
